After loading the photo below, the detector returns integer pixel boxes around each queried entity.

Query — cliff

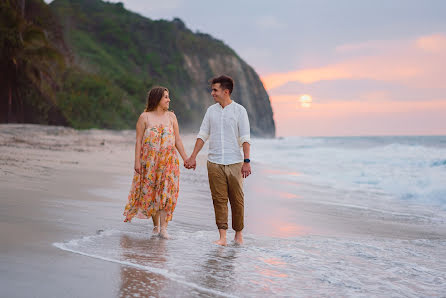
[1,0,275,136]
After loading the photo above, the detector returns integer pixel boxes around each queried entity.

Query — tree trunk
[19,0,25,17]
[8,84,12,123]
[17,87,24,122]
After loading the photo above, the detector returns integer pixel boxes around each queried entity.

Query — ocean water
[54,136,446,297]
[253,135,446,210]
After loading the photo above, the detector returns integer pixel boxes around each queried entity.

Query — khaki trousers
[207,161,244,231]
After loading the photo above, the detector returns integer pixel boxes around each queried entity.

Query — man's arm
[241,142,251,178]
[240,107,251,178]
[186,138,205,170]
[185,109,210,169]
[242,142,250,161]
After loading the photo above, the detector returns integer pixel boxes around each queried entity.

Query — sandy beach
[1,124,445,297]
[0,124,220,297]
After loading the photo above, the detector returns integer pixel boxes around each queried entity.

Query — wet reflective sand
[2,125,445,297]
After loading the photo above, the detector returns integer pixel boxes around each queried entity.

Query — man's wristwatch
[244,158,250,163]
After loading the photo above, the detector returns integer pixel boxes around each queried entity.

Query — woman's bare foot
[213,238,227,246]
[159,228,169,239]
[152,226,160,235]
[159,210,169,239]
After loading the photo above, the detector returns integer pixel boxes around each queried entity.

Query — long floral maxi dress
[123,123,180,223]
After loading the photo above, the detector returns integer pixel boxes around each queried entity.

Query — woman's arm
[134,113,146,174]
[171,112,188,162]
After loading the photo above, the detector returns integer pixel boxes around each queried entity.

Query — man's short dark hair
[210,75,234,94]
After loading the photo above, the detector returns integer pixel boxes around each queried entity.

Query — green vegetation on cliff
[0,0,66,124]
[1,0,275,136]
[50,0,240,129]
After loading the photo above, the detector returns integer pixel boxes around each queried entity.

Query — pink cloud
[416,33,446,53]
[261,33,446,90]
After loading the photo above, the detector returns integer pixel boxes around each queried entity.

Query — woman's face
[158,90,170,111]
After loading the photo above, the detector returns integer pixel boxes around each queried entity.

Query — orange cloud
[261,33,446,90]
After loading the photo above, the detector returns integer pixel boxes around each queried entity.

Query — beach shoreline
[1,124,445,297]
[0,124,215,297]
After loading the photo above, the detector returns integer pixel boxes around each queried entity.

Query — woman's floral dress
[123,118,180,223]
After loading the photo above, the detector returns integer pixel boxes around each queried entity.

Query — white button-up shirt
[197,101,251,165]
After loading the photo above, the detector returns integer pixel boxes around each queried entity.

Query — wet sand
[1,124,445,297]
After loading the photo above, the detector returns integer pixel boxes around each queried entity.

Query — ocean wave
[252,136,446,210]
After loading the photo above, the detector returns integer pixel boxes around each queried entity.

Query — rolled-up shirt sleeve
[238,107,251,145]
[197,108,210,142]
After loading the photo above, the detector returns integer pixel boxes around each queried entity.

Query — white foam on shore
[53,234,237,298]
[53,228,446,297]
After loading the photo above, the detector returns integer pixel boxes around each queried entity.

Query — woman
[123,86,188,239]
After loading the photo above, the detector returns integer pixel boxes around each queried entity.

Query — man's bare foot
[234,232,243,245]
[152,226,160,235]
[213,239,227,246]
[159,228,169,239]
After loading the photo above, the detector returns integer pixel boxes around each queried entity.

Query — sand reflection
[198,246,239,293]
[118,234,168,297]
[246,167,311,238]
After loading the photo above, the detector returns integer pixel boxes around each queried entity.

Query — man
[185,75,251,246]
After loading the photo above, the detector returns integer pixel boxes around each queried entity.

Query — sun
[299,94,312,108]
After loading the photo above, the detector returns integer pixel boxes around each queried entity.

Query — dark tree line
[0,0,64,123]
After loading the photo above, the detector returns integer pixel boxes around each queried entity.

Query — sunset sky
[47,0,446,136]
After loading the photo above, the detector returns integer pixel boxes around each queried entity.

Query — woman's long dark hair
[145,86,168,112]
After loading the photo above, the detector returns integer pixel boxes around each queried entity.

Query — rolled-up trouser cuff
[216,223,228,230]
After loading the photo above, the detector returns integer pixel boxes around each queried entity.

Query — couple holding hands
[123,75,252,246]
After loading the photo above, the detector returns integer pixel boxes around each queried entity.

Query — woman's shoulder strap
[168,110,176,126]
[142,111,150,128]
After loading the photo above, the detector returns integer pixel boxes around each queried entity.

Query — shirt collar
[219,100,234,110]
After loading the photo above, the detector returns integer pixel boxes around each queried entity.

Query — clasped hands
[184,156,252,178]
[184,156,196,170]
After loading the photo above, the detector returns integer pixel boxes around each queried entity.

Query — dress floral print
[123,122,179,222]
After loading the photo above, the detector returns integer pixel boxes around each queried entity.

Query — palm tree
[0,0,65,122]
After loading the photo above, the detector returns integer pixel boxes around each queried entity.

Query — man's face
[211,83,227,103]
